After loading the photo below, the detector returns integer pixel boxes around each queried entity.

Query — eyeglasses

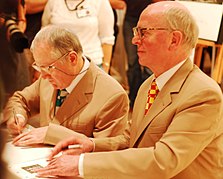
[132,27,169,39]
[32,52,70,74]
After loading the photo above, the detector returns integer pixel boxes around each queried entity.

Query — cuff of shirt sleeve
[78,153,85,177]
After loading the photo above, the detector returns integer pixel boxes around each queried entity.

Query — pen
[68,144,83,149]
[13,109,21,134]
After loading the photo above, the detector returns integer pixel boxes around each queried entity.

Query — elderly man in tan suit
[3,25,129,146]
[36,1,223,179]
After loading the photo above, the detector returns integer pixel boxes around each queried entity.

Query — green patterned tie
[55,89,68,113]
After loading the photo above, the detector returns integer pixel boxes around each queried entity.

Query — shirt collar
[155,60,186,91]
[66,56,90,93]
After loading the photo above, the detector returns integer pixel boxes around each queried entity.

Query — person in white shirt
[42,0,115,73]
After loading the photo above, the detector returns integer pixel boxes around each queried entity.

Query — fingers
[48,137,79,159]
[13,136,33,146]
[37,155,79,177]
[46,157,58,166]
[7,117,26,135]
[35,158,59,177]
[12,131,30,143]
[13,127,47,146]
[12,130,37,146]
[48,142,68,159]
[62,148,82,155]
[36,167,58,178]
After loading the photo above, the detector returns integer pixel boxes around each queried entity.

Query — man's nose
[132,35,141,45]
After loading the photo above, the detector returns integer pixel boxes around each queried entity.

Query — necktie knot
[145,79,159,115]
[56,89,69,107]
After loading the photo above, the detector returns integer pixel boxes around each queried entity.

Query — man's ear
[69,51,78,65]
[169,30,183,50]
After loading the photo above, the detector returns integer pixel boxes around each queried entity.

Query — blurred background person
[0,1,28,178]
[0,0,31,107]
[123,0,164,109]
[24,0,48,47]
[42,0,115,74]
[24,0,48,82]
[109,0,126,54]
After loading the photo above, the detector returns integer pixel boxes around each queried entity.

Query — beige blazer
[4,61,129,145]
[83,59,223,179]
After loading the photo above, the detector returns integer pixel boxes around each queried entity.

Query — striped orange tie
[145,79,159,115]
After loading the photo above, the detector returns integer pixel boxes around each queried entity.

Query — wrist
[88,138,95,152]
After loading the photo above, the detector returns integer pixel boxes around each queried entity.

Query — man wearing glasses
[3,25,129,148]
[36,1,223,178]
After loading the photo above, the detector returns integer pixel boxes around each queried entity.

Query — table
[2,142,52,179]
[2,141,82,179]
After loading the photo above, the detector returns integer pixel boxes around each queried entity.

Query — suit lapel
[130,85,172,146]
[39,79,57,125]
[52,62,97,124]
[131,59,194,147]
[50,89,58,120]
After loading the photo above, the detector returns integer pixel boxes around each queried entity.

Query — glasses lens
[133,27,136,36]
[133,27,143,39]
[32,63,52,74]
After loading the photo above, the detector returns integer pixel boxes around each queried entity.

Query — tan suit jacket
[4,61,129,144]
[83,59,223,179]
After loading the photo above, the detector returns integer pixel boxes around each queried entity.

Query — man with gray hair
[37,1,223,179]
[3,25,129,148]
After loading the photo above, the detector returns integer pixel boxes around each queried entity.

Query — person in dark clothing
[24,0,48,47]
[0,1,28,178]
[0,0,31,107]
[109,0,126,54]
[123,0,162,109]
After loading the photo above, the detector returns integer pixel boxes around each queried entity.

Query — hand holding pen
[6,109,27,135]
[13,109,22,134]
[6,109,32,136]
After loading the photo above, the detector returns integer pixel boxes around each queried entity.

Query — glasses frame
[133,27,170,39]
[32,52,70,74]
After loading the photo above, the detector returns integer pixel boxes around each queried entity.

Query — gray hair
[31,25,83,59]
[164,6,199,53]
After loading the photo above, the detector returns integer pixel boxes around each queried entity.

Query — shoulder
[188,66,222,95]
[85,62,127,94]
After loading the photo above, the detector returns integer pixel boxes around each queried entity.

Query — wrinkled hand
[12,126,48,146]
[36,154,80,178]
[48,132,94,160]
[7,115,27,135]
